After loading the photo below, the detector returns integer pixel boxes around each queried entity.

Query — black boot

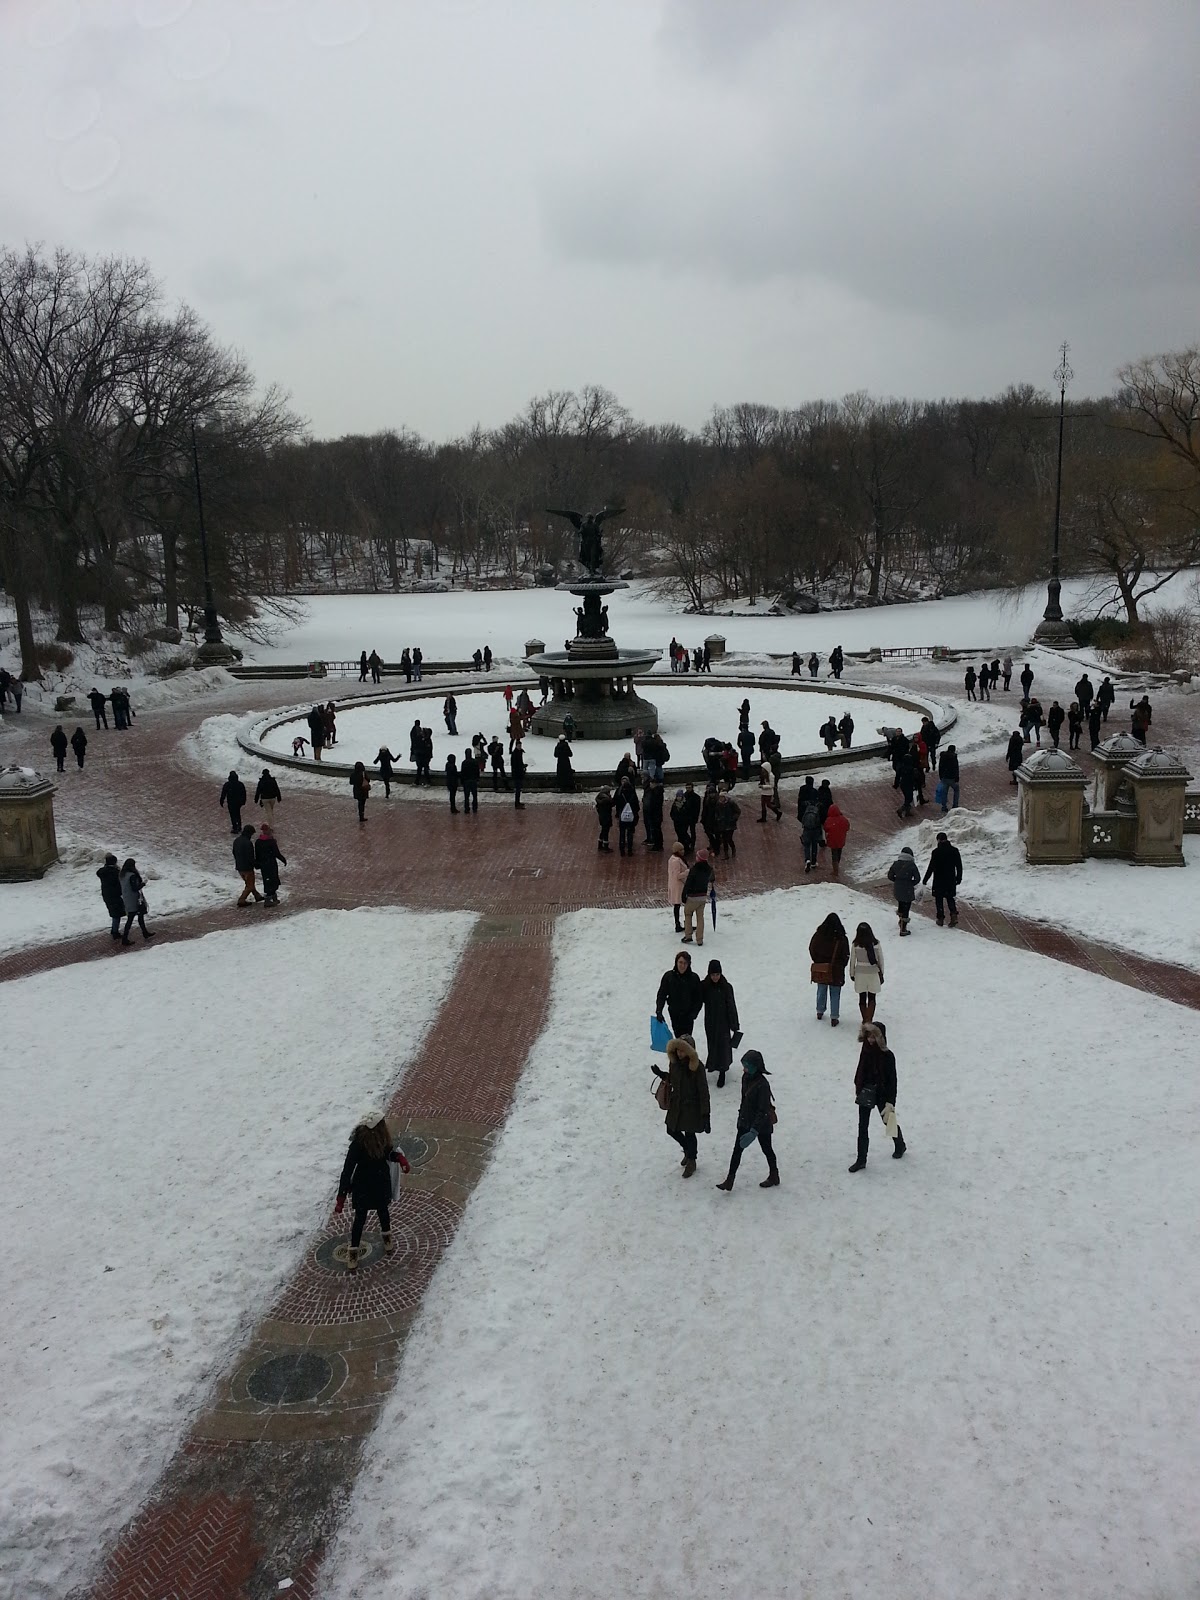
[759,1166,780,1187]
[848,1137,868,1173]
[715,1174,735,1191]
[892,1128,906,1159]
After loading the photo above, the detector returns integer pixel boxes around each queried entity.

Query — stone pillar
[1016,748,1088,863]
[1092,731,1144,810]
[1122,746,1191,865]
[0,765,59,880]
[524,638,545,658]
[705,633,727,661]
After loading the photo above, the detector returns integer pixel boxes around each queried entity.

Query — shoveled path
[2,677,1193,1598]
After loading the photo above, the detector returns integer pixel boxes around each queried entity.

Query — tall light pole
[191,423,237,664]
[1034,342,1075,645]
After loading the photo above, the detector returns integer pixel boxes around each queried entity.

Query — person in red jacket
[823,803,850,878]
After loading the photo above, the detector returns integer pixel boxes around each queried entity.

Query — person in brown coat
[809,912,850,1025]
[650,1033,710,1178]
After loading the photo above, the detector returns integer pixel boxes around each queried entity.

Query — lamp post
[1034,342,1075,645]
[190,423,237,664]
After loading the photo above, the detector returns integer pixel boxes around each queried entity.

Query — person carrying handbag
[650,1034,709,1178]
[715,1049,779,1190]
[809,912,849,1025]
[848,1021,906,1172]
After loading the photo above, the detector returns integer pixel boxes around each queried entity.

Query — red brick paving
[7,670,1194,1598]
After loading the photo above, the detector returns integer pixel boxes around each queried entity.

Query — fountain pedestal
[527,578,660,739]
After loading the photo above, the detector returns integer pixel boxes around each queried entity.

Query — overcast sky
[2,0,1197,440]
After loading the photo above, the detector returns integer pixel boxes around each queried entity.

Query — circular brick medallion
[394,1132,431,1168]
[245,1351,333,1405]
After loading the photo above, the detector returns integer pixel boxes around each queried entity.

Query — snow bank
[0,908,474,1600]
[860,804,1200,972]
[323,888,1200,1600]
[0,827,229,955]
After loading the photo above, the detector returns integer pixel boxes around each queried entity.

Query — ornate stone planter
[0,765,59,880]
[1017,748,1088,863]
[1122,746,1190,865]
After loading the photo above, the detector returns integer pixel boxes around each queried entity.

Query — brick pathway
[2,671,1191,1598]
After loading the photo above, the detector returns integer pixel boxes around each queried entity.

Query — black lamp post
[190,423,228,652]
[1035,342,1075,644]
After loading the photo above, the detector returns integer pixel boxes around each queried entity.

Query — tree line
[1,244,1197,681]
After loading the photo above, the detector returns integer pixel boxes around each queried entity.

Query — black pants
[379,772,392,796]
[351,1201,390,1248]
[356,794,366,821]
[858,1101,903,1156]
[668,1128,698,1162]
[122,910,150,941]
[448,784,459,812]
[108,911,122,937]
[726,1127,776,1179]
[934,890,956,921]
[261,870,280,901]
[229,808,242,833]
[55,755,65,771]
[93,708,107,729]
[618,821,635,854]
[513,776,523,806]
[462,781,478,812]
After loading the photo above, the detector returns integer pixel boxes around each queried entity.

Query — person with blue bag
[715,1049,778,1190]
[656,949,704,1038]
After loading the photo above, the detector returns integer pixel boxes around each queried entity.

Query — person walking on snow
[667,842,688,931]
[220,770,247,833]
[255,767,282,820]
[848,1021,905,1171]
[118,857,154,944]
[97,853,124,940]
[680,850,716,945]
[1087,702,1103,750]
[1006,729,1025,784]
[964,664,977,701]
[656,948,704,1036]
[233,824,263,905]
[1096,676,1114,721]
[715,1050,778,1190]
[923,831,963,926]
[254,824,286,905]
[809,912,850,1026]
[823,801,849,877]
[650,1034,710,1178]
[445,753,460,812]
[701,958,740,1087]
[1019,662,1034,699]
[757,761,782,822]
[838,711,854,749]
[1074,673,1094,715]
[70,726,87,769]
[1047,700,1065,749]
[334,1110,411,1271]
[443,695,458,735]
[1067,702,1083,751]
[849,923,883,1021]
[887,845,920,936]
[358,650,369,682]
[50,725,68,772]
[88,687,108,729]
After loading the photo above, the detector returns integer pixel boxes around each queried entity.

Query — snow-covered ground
[259,684,936,776]
[0,909,474,1600]
[230,575,1195,667]
[322,888,1200,1600]
[862,805,1200,973]
[0,826,229,955]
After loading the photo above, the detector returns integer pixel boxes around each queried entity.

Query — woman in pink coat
[667,843,688,934]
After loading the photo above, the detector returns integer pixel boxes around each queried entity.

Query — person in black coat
[650,1034,710,1177]
[642,778,665,851]
[595,785,614,851]
[50,724,68,772]
[445,753,460,812]
[233,824,263,905]
[820,715,839,750]
[922,831,963,926]
[701,959,740,1088]
[1087,702,1103,750]
[1046,701,1065,749]
[334,1111,411,1270]
[460,749,480,813]
[656,950,704,1037]
[409,720,424,783]
[88,687,108,729]
[375,746,400,797]
[511,740,526,808]
[838,712,854,749]
[680,851,716,944]
[220,770,247,832]
[615,779,640,855]
[849,1021,905,1171]
[1067,702,1083,751]
[737,724,757,777]
[254,768,282,818]
[97,853,124,939]
[487,736,509,791]
[1006,730,1025,785]
[70,726,88,769]
[554,736,575,793]
[254,825,287,904]
[715,1049,778,1190]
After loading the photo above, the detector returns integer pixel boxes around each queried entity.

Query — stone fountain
[527,507,661,738]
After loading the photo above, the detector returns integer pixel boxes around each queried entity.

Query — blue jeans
[816,982,841,1019]
[940,782,960,811]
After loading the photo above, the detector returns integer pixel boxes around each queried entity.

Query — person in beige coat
[848,922,884,1022]
[667,843,688,933]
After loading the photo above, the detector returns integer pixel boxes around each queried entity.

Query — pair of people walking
[97,855,154,944]
[652,1036,777,1188]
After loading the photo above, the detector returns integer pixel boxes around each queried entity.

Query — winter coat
[232,833,256,872]
[854,1024,897,1109]
[796,780,818,823]
[661,1035,710,1136]
[643,785,665,827]
[735,1070,774,1139]
[809,923,849,986]
[596,791,614,825]
[70,728,87,754]
[667,854,688,905]
[616,785,640,825]
[656,964,704,1034]
[554,738,573,774]
[88,690,107,714]
[351,770,371,800]
[887,852,920,905]
[410,725,423,760]
[119,867,145,915]
[1006,732,1025,771]
[97,862,123,914]
[938,749,959,782]
[338,1120,396,1211]
[682,859,715,900]
[220,777,247,812]
[254,836,286,879]
[700,788,720,837]
[376,748,397,776]
[255,773,281,803]
[1047,705,1065,733]
[823,805,850,850]
[701,977,740,1074]
[716,794,740,834]
[923,840,963,893]
[50,727,68,756]
[680,790,702,826]
[848,939,884,995]
[1096,679,1115,710]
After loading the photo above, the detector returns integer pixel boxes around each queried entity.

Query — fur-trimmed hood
[857,1022,887,1049]
[666,1034,701,1071]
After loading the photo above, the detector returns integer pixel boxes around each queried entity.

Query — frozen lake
[235,575,1189,667]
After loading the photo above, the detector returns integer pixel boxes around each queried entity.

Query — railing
[228,658,478,681]
[1184,793,1200,834]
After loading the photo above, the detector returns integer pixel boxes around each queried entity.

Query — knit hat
[357,1107,386,1131]
[901,846,914,857]
[707,959,722,975]
[696,848,708,861]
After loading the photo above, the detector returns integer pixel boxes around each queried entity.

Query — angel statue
[546,505,625,576]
